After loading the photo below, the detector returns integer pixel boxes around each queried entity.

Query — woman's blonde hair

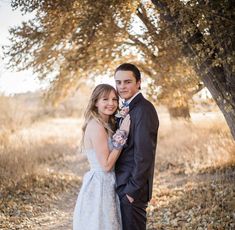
[80,84,119,150]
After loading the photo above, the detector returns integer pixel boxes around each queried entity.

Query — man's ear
[137,80,141,89]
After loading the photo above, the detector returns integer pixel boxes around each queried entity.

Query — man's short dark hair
[115,63,141,82]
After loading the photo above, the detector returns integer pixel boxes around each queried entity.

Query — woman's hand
[112,115,130,150]
[120,114,130,135]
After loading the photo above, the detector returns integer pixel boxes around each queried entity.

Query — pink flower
[115,106,129,119]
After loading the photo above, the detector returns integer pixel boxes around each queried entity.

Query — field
[0,94,234,229]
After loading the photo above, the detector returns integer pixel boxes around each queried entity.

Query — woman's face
[95,90,118,119]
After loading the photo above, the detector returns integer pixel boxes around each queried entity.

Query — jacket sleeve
[123,104,159,199]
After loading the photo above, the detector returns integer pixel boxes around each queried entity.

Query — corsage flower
[111,129,128,149]
[115,105,129,119]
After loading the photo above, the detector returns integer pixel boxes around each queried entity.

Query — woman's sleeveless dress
[73,142,122,230]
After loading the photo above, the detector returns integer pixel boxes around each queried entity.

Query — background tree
[151,0,235,138]
[4,0,139,103]
[125,2,201,118]
[4,0,202,119]
[4,0,234,137]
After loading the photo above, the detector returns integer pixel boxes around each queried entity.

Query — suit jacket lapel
[128,93,144,112]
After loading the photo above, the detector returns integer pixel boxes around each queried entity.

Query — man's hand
[126,194,134,203]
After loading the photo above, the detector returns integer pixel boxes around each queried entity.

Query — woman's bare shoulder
[86,119,105,134]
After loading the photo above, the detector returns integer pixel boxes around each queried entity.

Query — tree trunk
[151,0,235,139]
[200,66,235,138]
[168,105,191,120]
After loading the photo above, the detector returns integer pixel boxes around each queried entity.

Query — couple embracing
[73,63,159,230]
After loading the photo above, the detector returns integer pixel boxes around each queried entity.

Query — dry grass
[0,95,34,134]
[147,113,235,229]
[0,93,234,188]
[156,114,235,174]
[0,103,234,229]
[1,107,234,189]
[0,93,87,188]
[146,111,235,229]
[0,118,82,188]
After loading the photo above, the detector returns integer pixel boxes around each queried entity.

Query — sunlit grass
[0,118,83,187]
[1,108,234,188]
[0,104,234,229]
[156,116,235,174]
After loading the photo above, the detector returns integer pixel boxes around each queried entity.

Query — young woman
[73,84,130,230]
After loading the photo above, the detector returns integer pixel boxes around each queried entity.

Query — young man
[114,63,159,230]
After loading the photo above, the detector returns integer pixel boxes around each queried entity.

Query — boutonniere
[115,105,129,119]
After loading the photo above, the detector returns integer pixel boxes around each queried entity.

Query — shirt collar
[123,91,141,105]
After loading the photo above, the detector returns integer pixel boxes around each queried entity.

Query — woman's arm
[87,117,130,172]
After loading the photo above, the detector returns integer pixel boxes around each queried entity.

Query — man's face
[114,70,141,100]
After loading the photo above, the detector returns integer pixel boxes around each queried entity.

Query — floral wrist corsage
[111,129,128,149]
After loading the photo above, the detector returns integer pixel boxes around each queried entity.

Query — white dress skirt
[73,148,122,230]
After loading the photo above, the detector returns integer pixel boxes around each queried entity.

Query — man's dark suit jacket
[115,93,159,202]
